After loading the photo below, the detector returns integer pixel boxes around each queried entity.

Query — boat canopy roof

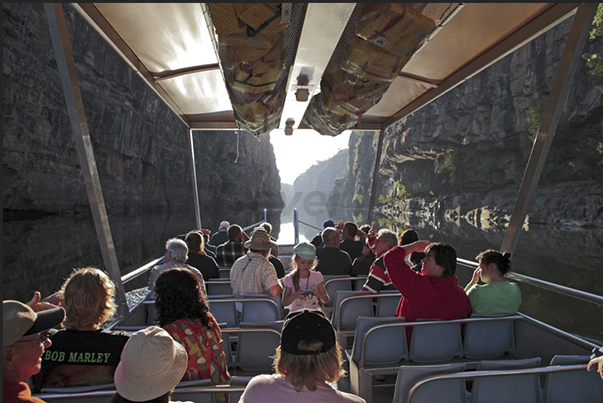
[72,3,580,136]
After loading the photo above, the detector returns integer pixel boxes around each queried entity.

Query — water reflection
[3,208,280,301]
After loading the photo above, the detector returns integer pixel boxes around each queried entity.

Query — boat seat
[322,276,353,310]
[170,378,214,403]
[374,291,401,317]
[462,314,516,359]
[232,327,281,375]
[409,319,463,363]
[392,363,468,403]
[470,357,543,403]
[347,317,408,403]
[331,291,373,348]
[206,279,233,296]
[208,299,240,328]
[543,355,603,403]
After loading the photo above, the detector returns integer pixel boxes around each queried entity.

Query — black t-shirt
[187,253,220,279]
[34,328,130,391]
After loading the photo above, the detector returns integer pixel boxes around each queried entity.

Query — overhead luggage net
[206,3,306,137]
[302,3,454,136]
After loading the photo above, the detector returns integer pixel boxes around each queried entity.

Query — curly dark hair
[154,268,210,328]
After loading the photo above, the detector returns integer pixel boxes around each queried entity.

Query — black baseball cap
[281,309,336,355]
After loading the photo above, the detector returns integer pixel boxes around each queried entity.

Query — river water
[4,204,602,344]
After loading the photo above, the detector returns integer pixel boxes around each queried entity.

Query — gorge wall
[330,13,603,228]
[3,3,284,231]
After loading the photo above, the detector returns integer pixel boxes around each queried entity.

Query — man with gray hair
[148,238,206,295]
[362,228,399,293]
[315,227,352,276]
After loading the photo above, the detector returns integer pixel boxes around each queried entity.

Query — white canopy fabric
[72,3,580,135]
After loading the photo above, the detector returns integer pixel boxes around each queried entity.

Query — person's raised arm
[27,291,62,312]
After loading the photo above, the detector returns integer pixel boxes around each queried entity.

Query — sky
[270,129,350,185]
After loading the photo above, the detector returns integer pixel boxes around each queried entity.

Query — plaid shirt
[215,239,247,267]
[230,252,280,297]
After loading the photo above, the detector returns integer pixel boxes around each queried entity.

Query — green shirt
[465,281,521,315]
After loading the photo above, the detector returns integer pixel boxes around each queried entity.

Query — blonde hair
[273,341,345,391]
[61,267,117,329]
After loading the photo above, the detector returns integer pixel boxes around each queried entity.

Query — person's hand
[292,289,306,301]
[201,229,211,235]
[469,267,481,287]
[312,286,328,302]
[27,291,61,312]
[587,356,603,380]
[368,226,377,239]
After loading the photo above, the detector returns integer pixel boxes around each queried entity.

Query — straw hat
[114,326,188,401]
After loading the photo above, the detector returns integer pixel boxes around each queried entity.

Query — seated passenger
[185,231,220,280]
[148,238,206,295]
[382,242,471,341]
[215,224,248,267]
[210,220,230,247]
[230,228,282,299]
[282,242,329,312]
[362,229,398,294]
[315,228,352,276]
[260,222,280,257]
[464,250,521,315]
[339,222,365,262]
[310,219,335,249]
[351,242,376,278]
[154,268,230,403]
[239,309,365,403]
[399,229,425,272]
[34,268,130,391]
[4,299,65,403]
[110,326,188,403]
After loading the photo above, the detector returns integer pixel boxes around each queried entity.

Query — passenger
[339,222,366,262]
[209,220,230,246]
[382,241,472,341]
[282,242,329,312]
[33,268,130,391]
[239,309,365,403]
[362,228,399,294]
[399,229,425,272]
[310,219,335,249]
[464,250,521,315]
[269,254,287,279]
[260,222,280,257]
[3,299,65,403]
[351,241,376,277]
[215,224,249,267]
[230,228,282,299]
[315,227,352,276]
[154,268,230,403]
[588,347,603,379]
[148,238,207,295]
[110,326,189,403]
[185,231,220,280]
[201,229,218,259]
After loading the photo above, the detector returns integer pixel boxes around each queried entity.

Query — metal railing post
[293,208,300,245]
[501,3,598,255]
[367,129,385,225]
[188,129,202,230]
[44,3,128,316]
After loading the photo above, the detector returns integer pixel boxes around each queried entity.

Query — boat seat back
[350,316,408,366]
[409,319,463,363]
[470,357,543,403]
[462,314,516,358]
[543,355,603,403]
[392,363,467,403]
[322,276,353,308]
[332,291,373,331]
[171,378,214,403]
[375,292,401,317]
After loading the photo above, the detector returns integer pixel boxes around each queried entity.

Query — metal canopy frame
[43,3,128,316]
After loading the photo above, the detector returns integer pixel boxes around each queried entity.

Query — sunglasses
[16,331,51,346]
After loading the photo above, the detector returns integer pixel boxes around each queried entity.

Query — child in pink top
[282,242,329,312]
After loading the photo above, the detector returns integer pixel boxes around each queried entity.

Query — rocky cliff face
[333,14,603,228]
[3,3,284,231]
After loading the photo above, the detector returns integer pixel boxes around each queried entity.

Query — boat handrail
[241,208,268,233]
[292,208,321,244]
[405,364,588,403]
[457,258,603,307]
[121,257,163,285]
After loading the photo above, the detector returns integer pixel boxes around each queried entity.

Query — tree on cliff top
[583,3,603,94]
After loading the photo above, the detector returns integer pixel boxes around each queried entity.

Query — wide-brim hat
[281,309,336,355]
[3,300,65,348]
[114,326,188,401]
[244,228,277,250]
